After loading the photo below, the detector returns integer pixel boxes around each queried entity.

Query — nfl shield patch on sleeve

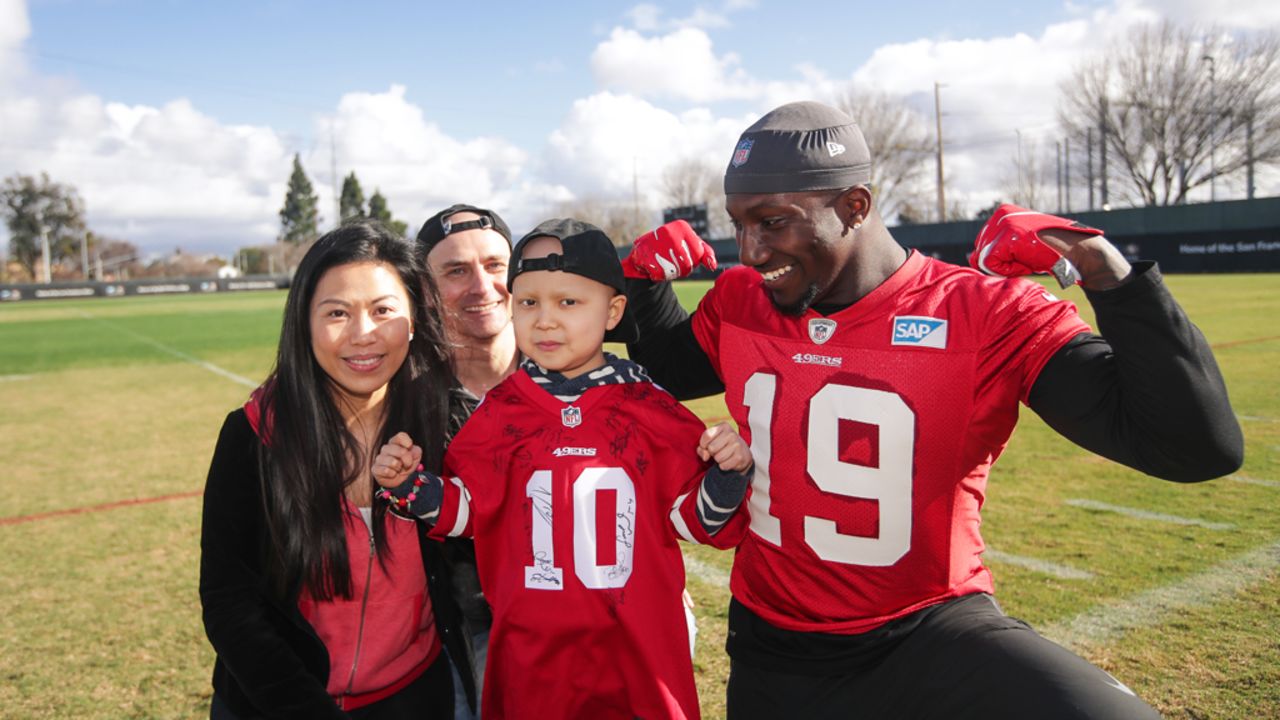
[891,316,948,349]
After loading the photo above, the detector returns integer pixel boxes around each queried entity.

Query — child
[373,219,753,720]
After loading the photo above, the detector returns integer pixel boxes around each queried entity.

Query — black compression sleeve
[625,277,725,400]
[1028,262,1243,482]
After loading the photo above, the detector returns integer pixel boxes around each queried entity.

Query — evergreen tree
[339,171,366,222]
[278,154,320,244]
[367,190,408,237]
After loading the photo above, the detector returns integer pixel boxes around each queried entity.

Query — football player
[621,101,1243,719]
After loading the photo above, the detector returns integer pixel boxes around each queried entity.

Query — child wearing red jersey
[373,218,753,720]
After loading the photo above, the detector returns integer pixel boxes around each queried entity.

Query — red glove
[622,220,718,281]
[970,204,1102,288]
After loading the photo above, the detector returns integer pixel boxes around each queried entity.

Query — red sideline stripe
[0,490,201,527]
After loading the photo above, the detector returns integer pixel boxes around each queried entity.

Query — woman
[200,220,474,719]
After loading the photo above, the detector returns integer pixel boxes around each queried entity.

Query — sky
[2,0,1278,259]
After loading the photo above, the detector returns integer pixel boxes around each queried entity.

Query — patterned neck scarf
[521,352,651,402]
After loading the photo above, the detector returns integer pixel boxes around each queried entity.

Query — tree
[661,157,731,239]
[835,90,934,222]
[973,201,1003,221]
[368,190,408,237]
[90,234,142,280]
[1058,21,1280,206]
[279,154,320,244]
[999,135,1052,210]
[1,173,88,280]
[339,171,366,222]
[553,195,659,249]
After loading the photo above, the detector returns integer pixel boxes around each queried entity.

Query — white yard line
[1065,498,1235,531]
[1229,475,1280,489]
[984,549,1096,580]
[1041,540,1280,651]
[682,554,731,588]
[76,310,257,388]
[0,374,34,382]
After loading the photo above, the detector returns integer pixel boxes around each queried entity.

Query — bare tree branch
[835,89,934,221]
[1059,21,1280,205]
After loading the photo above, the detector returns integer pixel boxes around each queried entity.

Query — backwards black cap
[416,203,512,256]
[723,101,872,195]
[508,218,638,344]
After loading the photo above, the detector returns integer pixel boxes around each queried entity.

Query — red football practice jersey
[692,252,1089,634]
[435,372,745,719]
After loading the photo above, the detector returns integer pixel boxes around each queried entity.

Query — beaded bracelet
[376,464,427,512]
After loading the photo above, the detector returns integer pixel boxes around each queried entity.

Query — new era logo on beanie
[507,218,639,343]
[724,101,872,195]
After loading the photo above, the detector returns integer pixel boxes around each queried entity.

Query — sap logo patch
[891,316,948,349]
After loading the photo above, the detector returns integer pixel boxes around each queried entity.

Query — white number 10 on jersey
[744,372,914,567]
[524,467,637,590]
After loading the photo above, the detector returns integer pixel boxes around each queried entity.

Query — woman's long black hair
[258,220,452,601]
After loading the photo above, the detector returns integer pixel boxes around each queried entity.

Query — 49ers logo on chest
[808,318,837,345]
[561,405,582,428]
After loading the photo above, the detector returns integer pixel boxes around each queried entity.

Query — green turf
[1,274,1277,719]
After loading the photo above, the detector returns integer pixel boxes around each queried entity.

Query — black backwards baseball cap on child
[416,203,512,255]
[507,218,639,344]
[723,101,872,195]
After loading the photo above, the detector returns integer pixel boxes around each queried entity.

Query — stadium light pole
[38,214,52,284]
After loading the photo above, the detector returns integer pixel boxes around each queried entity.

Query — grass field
[1,274,1277,719]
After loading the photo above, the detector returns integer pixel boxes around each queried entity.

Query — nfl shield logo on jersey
[731,138,754,167]
[808,318,837,345]
[561,405,582,428]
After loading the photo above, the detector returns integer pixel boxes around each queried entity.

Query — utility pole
[1086,128,1094,211]
[38,213,52,284]
[1202,54,1216,202]
[1055,140,1063,213]
[1064,138,1071,213]
[80,232,90,279]
[1246,110,1256,199]
[1015,130,1023,202]
[933,82,946,222]
[1099,97,1109,209]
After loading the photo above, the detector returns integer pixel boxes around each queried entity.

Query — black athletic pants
[726,594,1162,720]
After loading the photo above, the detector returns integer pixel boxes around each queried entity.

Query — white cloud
[0,86,293,255]
[625,3,664,31]
[1111,0,1280,29]
[326,85,532,227]
[542,91,748,205]
[591,27,760,102]
[623,1,751,32]
[591,25,850,109]
[0,0,30,85]
[4,0,1275,259]
[845,15,1135,211]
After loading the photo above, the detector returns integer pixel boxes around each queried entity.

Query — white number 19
[743,372,914,567]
